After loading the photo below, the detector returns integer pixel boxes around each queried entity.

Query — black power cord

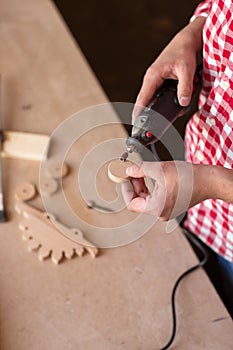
[159,229,209,350]
[149,137,208,349]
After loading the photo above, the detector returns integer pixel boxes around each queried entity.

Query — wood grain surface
[0,0,232,349]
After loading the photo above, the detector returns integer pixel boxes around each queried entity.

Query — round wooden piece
[40,178,58,196]
[46,161,69,179]
[15,182,37,201]
[108,159,133,183]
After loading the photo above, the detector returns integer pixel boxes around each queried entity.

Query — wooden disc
[15,182,37,201]
[108,159,133,183]
[46,161,69,179]
[40,178,58,196]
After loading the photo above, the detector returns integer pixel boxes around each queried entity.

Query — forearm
[194,164,233,204]
[177,16,206,54]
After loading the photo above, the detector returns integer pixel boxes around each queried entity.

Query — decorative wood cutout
[15,182,37,201]
[46,161,69,179]
[15,200,98,264]
[39,177,58,196]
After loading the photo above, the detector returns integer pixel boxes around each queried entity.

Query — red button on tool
[146,131,152,138]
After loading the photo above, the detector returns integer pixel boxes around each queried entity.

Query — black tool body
[125,70,202,154]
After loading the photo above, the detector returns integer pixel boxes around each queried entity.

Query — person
[121,0,233,316]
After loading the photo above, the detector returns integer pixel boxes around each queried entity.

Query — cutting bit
[120,151,129,162]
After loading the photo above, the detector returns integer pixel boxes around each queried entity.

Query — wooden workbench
[0,0,232,349]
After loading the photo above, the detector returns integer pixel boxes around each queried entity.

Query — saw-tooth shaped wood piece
[27,238,41,252]
[15,201,98,264]
[50,249,64,265]
[48,218,99,258]
[38,245,52,262]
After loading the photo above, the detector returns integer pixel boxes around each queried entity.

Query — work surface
[0,0,232,349]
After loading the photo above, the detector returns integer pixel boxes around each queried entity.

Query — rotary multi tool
[121,70,201,161]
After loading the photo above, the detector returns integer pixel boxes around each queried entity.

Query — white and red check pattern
[184,0,233,261]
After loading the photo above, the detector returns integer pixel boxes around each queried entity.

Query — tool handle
[126,65,202,153]
[144,69,202,125]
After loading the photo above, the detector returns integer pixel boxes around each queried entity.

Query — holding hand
[132,17,205,121]
[121,161,226,221]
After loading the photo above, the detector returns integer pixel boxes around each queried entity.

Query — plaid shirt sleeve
[190,0,213,21]
[184,0,233,262]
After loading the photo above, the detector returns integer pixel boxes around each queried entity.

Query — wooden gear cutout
[15,183,98,264]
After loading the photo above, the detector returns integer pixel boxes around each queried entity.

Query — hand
[132,17,205,122]
[121,161,213,221]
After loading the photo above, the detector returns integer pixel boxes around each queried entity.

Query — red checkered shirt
[184,0,233,262]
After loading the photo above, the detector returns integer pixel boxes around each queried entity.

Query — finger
[127,197,148,213]
[128,194,163,217]
[176,63,195,106]
[126,164,145,178]
[123,178,166,217]
[140,162,164,185]
[127,162,165,189]
[121,181,135,206]
[132,68,164,122]
[131,178,149,196]
[131,103,145,123]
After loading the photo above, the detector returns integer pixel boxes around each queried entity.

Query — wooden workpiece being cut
[108,159,133,183]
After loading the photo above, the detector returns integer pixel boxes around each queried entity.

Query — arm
[195,164,233,204]
[121,162,233,221]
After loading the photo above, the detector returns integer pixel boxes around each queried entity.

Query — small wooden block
[15,182,37,201]
[108,159,133,183]
[2,131,49,161]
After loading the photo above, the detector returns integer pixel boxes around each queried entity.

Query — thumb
[126,164,145,178]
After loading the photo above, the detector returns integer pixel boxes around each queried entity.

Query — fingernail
[132,106,141,121]
[179,96,190,106]
[126,166,134,176]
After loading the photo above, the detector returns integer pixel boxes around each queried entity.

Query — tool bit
[120,152,128,162]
